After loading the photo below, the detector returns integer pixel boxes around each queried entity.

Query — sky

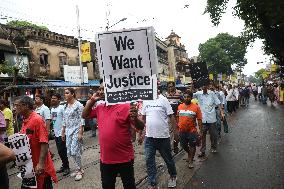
[0,0,269,76]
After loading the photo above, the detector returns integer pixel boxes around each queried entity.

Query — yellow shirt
[191,98,199,105]
[3,108,14,136]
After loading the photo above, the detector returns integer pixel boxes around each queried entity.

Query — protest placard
[189,62,210,88]
[8,133,37,188]
[96,27,158,105]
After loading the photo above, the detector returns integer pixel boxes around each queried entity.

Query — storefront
[1,79,100,107]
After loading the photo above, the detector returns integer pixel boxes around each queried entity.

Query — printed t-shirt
[20,111,57,188]
[142,94,174,138]
[177,103,202,133]
[50,105,64,137]
[35,104,51,122]
[89,103,135,164]
[3,108,14,136]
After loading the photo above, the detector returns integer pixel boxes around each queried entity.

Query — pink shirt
[0,111,6,143]
[90,103,134,164]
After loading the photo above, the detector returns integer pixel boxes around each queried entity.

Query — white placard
[96,27,158,105]
[64,65,88,84]
[8,133,37,188]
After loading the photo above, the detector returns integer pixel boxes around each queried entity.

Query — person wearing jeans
[141,94,178,188]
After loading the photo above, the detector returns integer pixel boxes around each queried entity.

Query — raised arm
[129,103,145,131]
[0,143,15,166]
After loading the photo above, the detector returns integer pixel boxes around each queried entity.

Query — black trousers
[55,136,69,169]
[21,176,53,189]
[100,160,136,189]
[227,101,235,113]
[0,165,9,189]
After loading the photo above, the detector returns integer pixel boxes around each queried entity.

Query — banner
[231,76,237,82]
[189,62,210,88]
[209,74,214,80]
[96,27,158,104]
[81,42,92,63]
[271,64,277,72]
[64,65,88,84]
[8,134,37,188]
[217,73,222,81]
[222,74,227,81]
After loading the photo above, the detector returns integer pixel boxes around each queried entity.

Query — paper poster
[8,133,37,188]
[96,27,158,104]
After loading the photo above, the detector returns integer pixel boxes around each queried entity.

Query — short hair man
[82,82,145,189]
[177,90,202,168]
[14,96,57,189]
[50,93,70,176]
[193,84,224,157]
[141,92,178,188]
[35,95,51,135]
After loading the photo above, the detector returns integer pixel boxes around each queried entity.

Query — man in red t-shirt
[14,96,57,189]
[82,81,145,189]
[177,90,202,168]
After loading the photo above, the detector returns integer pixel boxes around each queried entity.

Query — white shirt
[51,105,64,137]
[36,104,51,121]
[233,88,239,100]
[226,89,237,101]
[142,95,173,138]
[219,91,226,105]
[258,86,262,93]
[193,90,220,123]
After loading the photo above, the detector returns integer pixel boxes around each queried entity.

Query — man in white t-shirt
[141,94,178,188]
[35,94,51,134]
[50,93,70,176]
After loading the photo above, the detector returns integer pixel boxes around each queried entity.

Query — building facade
[0,24,190,88]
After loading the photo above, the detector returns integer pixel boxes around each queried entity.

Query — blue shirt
[193,90,220,123]
[51,105,65,137]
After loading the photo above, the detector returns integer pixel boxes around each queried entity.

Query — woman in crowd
[62,88,85,181]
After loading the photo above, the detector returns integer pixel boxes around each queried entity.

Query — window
[39,50,49,67]
[59,52,68,76]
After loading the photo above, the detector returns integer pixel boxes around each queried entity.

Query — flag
[189,62,210,88]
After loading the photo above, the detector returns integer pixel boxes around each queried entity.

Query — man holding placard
[14,96,57,189]
[82,81,145,189]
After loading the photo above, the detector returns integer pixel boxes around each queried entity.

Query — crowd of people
[0,79,281,189]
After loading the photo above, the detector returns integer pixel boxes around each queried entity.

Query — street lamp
[106,17,127,31]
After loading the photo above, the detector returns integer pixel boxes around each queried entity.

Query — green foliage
[7,20,49,31]
[0,60,17,75]
[198,33,247,75]
[248,75,261,84]
[254,68,266,79]
[205,0,284,64]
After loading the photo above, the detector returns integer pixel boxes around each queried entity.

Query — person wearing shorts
[177,90,202,168]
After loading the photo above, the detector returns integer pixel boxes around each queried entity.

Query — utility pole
[76,5,84,84]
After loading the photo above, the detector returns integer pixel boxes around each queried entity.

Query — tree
[248,75,261,84]
[6,20,49,31]
[198,33,247,76]
[205,0,284,65]
[254,68,266,79]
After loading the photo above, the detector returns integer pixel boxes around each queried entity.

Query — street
[185,99,284,189]
[7,99,284,189]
